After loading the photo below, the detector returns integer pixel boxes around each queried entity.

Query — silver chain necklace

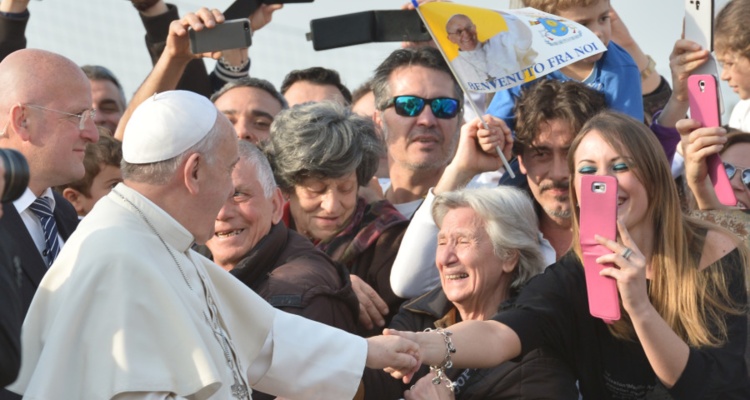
[112,189,250,399]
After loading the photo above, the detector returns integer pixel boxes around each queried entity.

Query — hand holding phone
[189,18,252,54]
[579,175,620,323]
[687,74,737,207]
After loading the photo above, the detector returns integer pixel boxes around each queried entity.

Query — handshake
[366,328,455,386]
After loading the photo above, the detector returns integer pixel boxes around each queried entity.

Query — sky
[21,0,737,117]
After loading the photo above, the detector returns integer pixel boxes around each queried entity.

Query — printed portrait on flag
[445,11,537,84]
[417,3,606,93]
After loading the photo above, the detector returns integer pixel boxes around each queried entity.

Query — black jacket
[0,228,21,387]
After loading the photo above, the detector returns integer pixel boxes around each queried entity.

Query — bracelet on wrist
[425,327,456,392]
[640,54,656,81]
[218,56,250,74]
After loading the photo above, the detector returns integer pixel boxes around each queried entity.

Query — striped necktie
[28,196,61,267]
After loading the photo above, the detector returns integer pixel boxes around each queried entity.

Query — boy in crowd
[488,0,643,126]
[56,131,122,218]
[715,0,750,131]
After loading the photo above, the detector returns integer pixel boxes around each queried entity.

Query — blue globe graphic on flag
[538,18,568,37]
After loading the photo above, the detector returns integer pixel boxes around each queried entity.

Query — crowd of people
[0,0,748,399]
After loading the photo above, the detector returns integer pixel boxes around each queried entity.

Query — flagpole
[411,1,516,179]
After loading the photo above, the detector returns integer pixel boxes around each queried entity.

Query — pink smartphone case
[687,74,737,207]
[579,175,620,323]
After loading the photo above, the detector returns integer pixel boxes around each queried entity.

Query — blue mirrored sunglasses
[386,95,460,119]
[724,162,750,189]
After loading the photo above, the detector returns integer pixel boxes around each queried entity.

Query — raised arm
[608,6,662,96]
[114,7,225,141]
[0,0,30,61]
[390,116,511,298]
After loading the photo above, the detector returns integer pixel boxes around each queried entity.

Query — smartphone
[307,10,429,51]
[684,0,714,51]
[684,0,722,79]
[223,0,314,21]
[687,74,737,206]
[189,18,252,54]
[262,0,314,3]
[579,175,620,324]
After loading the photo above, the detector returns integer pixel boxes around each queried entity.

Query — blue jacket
[487,41,643,129]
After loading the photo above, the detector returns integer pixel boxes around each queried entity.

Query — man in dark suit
[0,157,21,388]
[0,48,98,399]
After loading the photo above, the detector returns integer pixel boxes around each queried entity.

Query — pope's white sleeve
[390,189,441,299]
[248,310,367,400]
[111,392,186,400]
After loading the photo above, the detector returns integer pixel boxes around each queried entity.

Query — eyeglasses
[724,162,750,189]
[25,104,96,130]
[385,95,460,119]
[447,25,476,37]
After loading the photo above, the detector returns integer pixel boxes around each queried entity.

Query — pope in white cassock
[8,90,418,399]
[447,13,537,84]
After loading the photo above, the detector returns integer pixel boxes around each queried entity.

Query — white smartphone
[189,18,252,54]
[684,0,713,51]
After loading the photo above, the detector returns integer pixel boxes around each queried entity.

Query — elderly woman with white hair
[364,186,578,400]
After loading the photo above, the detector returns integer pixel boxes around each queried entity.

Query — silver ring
[621,247,633,260]
[410,385,416,391]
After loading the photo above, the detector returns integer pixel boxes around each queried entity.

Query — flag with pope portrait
[413,2,607,93]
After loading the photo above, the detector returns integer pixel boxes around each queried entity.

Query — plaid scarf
[284,197,407,267]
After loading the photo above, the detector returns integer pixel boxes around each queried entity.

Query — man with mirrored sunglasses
[385,95,461,120]
[372,47,464,219]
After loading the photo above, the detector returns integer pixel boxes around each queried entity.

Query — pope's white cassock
[8,182,366,399]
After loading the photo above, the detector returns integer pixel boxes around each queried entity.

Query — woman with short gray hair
[265,101,409,336]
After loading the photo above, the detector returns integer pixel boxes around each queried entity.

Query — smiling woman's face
[288,171,359,242]
[572,130,649,234]
[436,207,508,309]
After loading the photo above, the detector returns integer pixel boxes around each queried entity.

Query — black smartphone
[307,10,429,51]
[188,18,252,54]
[223,0,314,21]
[262,0,314,3]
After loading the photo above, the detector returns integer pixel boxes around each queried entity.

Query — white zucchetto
[122,90,217,164]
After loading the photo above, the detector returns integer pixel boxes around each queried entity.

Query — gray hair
[121,115,228,185]
[237,140,277,198]
[210,76,288,110]
[371,47,462,111]
[264,101,384,192]
[432,186,546,290]
[81,64,126,107]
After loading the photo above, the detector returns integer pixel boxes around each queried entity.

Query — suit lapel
[52,191,79,240]
[0,202,47,290]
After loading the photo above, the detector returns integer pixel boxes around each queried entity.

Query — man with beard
[372,47,463,219]
[390,79,608,298]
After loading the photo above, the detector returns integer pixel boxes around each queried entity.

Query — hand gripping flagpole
[411,0,515,179]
